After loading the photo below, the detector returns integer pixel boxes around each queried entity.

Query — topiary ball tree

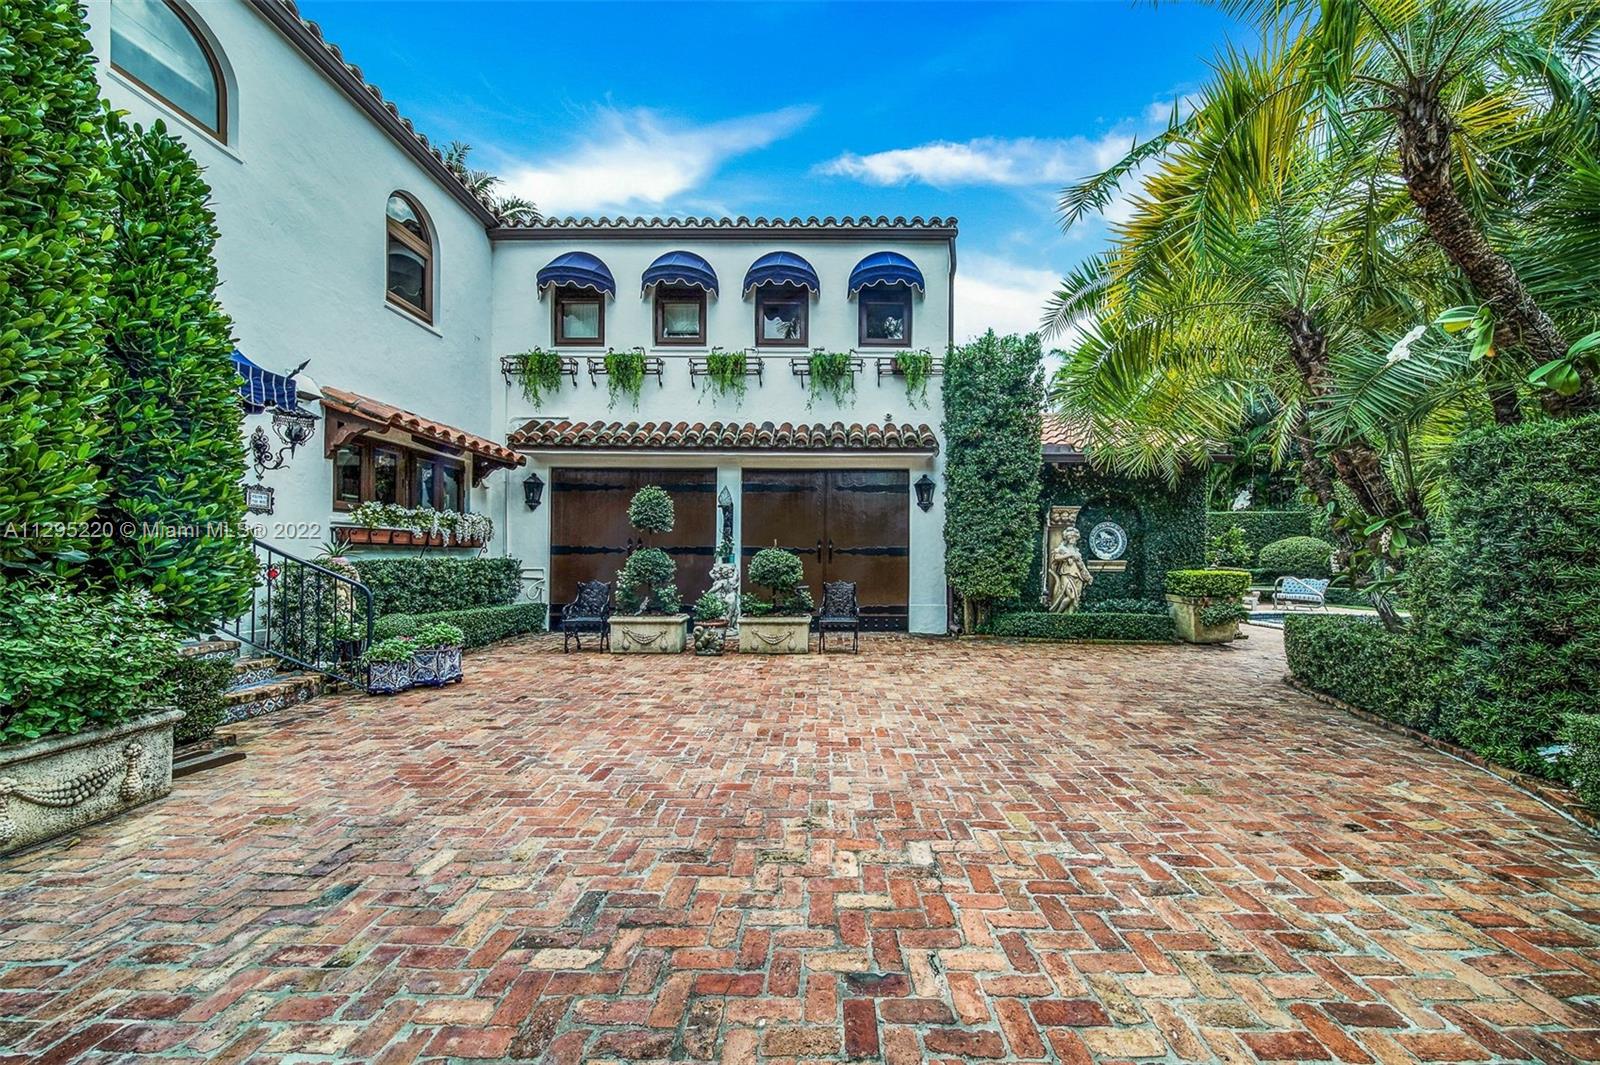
[616,485,679,612]
[628,484,674,536]
[1259,536,1334,578]
[747,547,809,614]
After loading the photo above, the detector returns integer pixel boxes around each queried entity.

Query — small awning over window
[742,251,820,296]
[232,349,300,413]
[642,250,718,296]
[319,386,525,483]
[536,251,616,297]
[848,251,925,296]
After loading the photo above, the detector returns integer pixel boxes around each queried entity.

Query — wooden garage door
[741,469,909,630]
[550,468,716,619]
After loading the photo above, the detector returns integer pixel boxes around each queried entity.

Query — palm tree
[442,141,540,225]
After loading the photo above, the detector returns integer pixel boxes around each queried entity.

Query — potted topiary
[410,622,465,686]
[738,547,814,653]
[611,485,689,653]
[1164,569,1252,644]
[363,637,417,694]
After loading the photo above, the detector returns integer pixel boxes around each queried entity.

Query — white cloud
[954,252,1068,344]
[817,133,1140,190]
[499,105,815,214]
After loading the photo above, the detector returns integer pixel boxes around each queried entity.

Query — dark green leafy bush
[96,117,256,631]
[745,547,811,614]
[168,652,232,745]
[1,585,180,745]
[617,547,680,613]
[1164,569,1251,598]
[1081,598,1168,615]
[374,603,547,648]
[1559,714,1600,811]
[413,622,465,648]
[362,637,415,665]
[1258,536,1334,579]
[0,0,114,574]
[991,611,1175,642]
[1206,510,1314,562]
[1206,525,1252,568]
[1199,602,1252,627]
[1283,615,1438,731]
[627,485,674,534]
[350,557,522,616]
[896,349,932,406]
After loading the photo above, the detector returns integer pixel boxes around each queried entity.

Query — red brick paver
[2,631,1597,1063]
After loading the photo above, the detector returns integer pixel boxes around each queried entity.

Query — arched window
[385,193,434,322]
[109,0,226,140]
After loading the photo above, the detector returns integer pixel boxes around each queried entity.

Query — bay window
[331,441,465,511]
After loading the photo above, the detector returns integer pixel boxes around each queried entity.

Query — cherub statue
[1047,526,1094,613]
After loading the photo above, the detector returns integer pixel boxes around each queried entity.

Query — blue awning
[742,251,820,296]
[232,349,299,414]
[536,251,616,297]
[848,251,925,296]
[642,250,718,296]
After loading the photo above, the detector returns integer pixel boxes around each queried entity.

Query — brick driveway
[3,632,1598,1064]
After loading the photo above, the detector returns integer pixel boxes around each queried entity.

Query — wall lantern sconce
[717,485,735,550]
[250,405,318,478]
[914,474,937,512]
[523,471,545,511]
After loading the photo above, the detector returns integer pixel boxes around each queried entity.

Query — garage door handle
[815,538,823,561]
[827,538,834,562]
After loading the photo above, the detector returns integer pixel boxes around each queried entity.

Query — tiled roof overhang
[509,420,940,454]
[319,387,525,481]
[1042,413,1090,463]
[492,215,959,241]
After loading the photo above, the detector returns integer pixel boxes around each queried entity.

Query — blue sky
[301,1,1242,340]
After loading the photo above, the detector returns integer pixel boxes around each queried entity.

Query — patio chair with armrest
[562,579,613,652]
[817,580,861,653]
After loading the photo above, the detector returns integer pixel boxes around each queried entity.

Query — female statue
[1048,526,1094,613]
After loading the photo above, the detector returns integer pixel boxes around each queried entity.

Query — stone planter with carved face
[0,708,184,856]
[610,614,689,653]
[737,616,812,654]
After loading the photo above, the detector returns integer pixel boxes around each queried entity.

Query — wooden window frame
[552,285,605,347]
[653,285,708,347]
[109,0,228,142]
[332,440,466,512]
[753,284,810,348]
[858,285,914,348]
[385,193,434,323]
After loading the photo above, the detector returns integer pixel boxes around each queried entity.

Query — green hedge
[1165,569,1251,598]
[1258,536,1334,579]
[374,602,546,648]
[1206,510,1313,562]
[169,653,232,745]
[1284,615,1437,731]
[1559,714,1600,811]
[991,611,1176,642]
[351,557,522,617]
[1081,598,1168,615]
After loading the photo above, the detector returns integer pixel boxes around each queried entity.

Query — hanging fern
[605,348,646,408]
[896,349,933,406]
[807,351,856,407]
[704,349,747,399]
[510,349,566,405]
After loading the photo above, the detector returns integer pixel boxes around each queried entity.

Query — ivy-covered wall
[1017,464,1207,606]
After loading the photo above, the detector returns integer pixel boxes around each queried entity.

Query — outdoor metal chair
[1274,576,1330,611]
[562,579,613,651]
[817,580,861,653]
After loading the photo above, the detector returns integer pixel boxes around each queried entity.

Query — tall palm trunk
[1393,82,1594,414]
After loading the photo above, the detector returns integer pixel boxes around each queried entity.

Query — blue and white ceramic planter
[411,645,464,687]
[366,660,413,695]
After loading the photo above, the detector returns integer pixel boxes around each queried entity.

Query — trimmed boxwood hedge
[351,557,522,617]
[1258,536,1334,580]
[1283,615,1437,731]
[1206,510,1313,562]
[991,611,1175,642]
[1164,569,1251,599]
[374,602,546,648]
[1560,714,1600,811]
[169,653,233,745]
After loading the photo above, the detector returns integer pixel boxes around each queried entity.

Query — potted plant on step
[1164,569,1252,644]
[363,637,416,694]
[611,486,688,653]
[410,622,465,686]
[738,547,814,653]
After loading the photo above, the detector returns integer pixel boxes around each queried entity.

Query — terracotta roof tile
[320,387,525,469]
[495,215,958,235]
[508,419,940,454]
[1041,413,1090,453]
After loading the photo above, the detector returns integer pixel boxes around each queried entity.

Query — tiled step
[228,656,281,691]
[180,637,240,661]
[222,671,328,723]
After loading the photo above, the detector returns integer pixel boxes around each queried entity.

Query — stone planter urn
[738,616,812,654]
[610,614,689,653]
[0,708,183,856]
[366,660,414,695]
[1165,594,1244,645]
[411,645,464,686]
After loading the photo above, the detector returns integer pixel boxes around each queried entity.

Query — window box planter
[737,616,812,654]
[366,660,414,694]
[411,645,464,686]
[0,708,184,857]
[610,614,689,654]
[332,525,486,550]
[1165,594,1245,645]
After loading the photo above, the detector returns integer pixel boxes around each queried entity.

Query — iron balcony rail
[220,538,375,689]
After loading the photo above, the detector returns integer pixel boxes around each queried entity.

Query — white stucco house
[83,0,957,634]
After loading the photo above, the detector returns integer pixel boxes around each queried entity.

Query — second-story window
[755,284,809,347]
[553,285,604,346]
[859,286,914,347]
[385,192,433,322]
[110,0,227,141]
[654,285,707,346]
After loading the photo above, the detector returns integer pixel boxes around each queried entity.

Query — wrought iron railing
[220,538,375,688]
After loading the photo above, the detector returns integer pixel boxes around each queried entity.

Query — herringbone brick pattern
[2,631,1598,1063]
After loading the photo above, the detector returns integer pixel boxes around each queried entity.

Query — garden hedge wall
[374,602,546,648]
[1284,615,1436,731]
[991,611,1176,642]
[1206,509,1313,563]
[351,557,523,617]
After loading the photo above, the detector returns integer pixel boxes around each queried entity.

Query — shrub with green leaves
[412,622,465,648]
[1284,615,1438,732]
[627,485,674,534]
[617,547,680,614]
[509,348,566,405]
[703,350,747,399]
[1206,525,1251,569]
[1164,569,1250,599]
[895,349,933,406]
[93,117,256,632]
[744,547,812,615]
[692,591,729,622]
[605,348,646,407]
[807,351,856,406]
[1258,536,1334,579]
[1559,713,1600,811]
[350,557,521,616]
[1199,602,1251,627]
[943,332,1044,630]
[1206,510,1313,562]
[0,0,114,575]
[373,603,546,648]
[1081,598,1169,615]
[991,611,1175,642]
[361,637,416,665]
[1,584,180,746]
[168,652,233,745]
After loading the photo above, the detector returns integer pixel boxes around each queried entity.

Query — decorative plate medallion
[1088,521,1128,561]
